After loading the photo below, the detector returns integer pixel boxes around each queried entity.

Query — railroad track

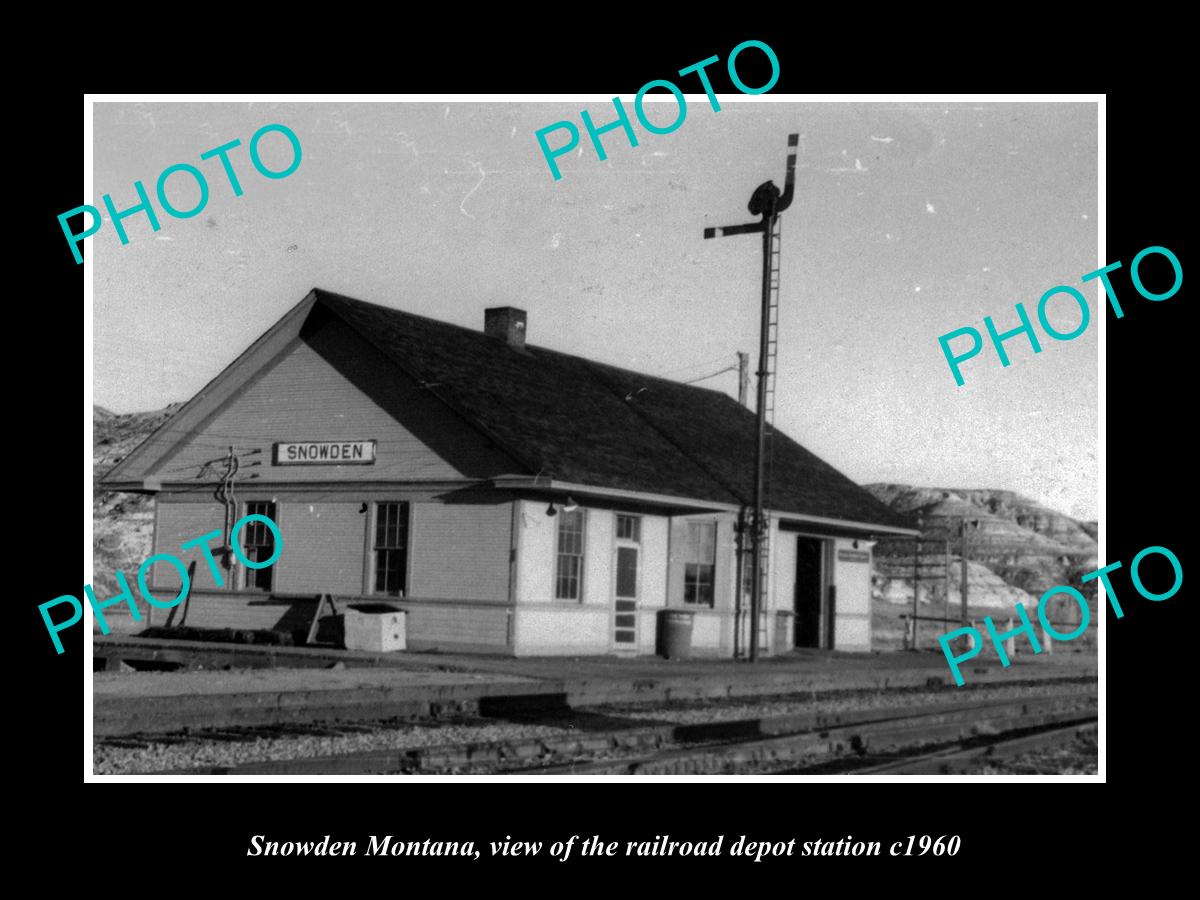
[128,685,1096,776]
[524,692,1096,775]
[839,721,1098,775]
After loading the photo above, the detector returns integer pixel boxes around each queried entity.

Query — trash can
[657,609,695,659]
[342,602,406,653]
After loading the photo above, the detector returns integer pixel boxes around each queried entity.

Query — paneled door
[613,545,639,649]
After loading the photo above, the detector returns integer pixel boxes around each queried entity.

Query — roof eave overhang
[777,513,918,538]
[98,479,160,493]
[492,476,920,535]
[491,476,740,512]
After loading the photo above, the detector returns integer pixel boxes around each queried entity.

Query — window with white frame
[555,508,586,600]
[616,514,641,542]
[241,501,277,591]
[683,520,716,607]
[373,501,409,596]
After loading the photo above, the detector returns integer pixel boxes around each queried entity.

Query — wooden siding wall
[401,602,510,652]
[666,512,737,612]
[151,316,517,485]
[515,607,609,655]
[515,499,555,603]
[152,500,228,591]
[514,499,618,606]
[153,497,369,596]
[151,493,514,650]
[276,501,366,595]
[772,520,797,615]
[583,510,614,607]
[409,501,513,603]
[833,536,873,651]
[636,516,670,655]
[513,500,675,656]
[168,593,511,652]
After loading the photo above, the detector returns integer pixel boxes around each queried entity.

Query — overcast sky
[91,99,1098,520]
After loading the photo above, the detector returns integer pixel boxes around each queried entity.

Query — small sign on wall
[837,549,870,563]
[274,440,376,465]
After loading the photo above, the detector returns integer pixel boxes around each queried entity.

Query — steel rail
[844,721,1098,775]
[139,688,1096,776]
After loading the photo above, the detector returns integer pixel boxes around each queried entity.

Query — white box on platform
[342,603,406,653]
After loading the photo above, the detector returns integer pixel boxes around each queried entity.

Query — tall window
[242,501,277,591]
[374,502,409,596]
[684,520,716,607]
[555,508,586,601]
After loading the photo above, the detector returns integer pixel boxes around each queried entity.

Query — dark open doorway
[794,536,824,648]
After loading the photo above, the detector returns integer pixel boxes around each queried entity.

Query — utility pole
[959,517,970,626]
[733,508,746,659]
[216,446,240,584]
[911,514,922,650]
[944,537,951,629]
[737,352,750,407]
[704,133,798,662]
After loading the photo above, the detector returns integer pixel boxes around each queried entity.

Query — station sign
[273,440,376,465]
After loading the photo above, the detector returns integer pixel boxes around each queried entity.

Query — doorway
[794,536,824,648]
[612,514,642,650]
[613,546,639,648]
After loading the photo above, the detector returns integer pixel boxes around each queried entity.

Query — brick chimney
[484,307,527,349]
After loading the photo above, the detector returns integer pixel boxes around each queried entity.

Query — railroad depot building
[103,289,914,657]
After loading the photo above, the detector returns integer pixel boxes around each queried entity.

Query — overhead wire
[681,365,738,385]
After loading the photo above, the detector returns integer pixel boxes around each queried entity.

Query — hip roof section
[318,290,908,530]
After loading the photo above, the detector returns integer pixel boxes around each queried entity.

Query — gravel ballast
[95,721,579,775]
[598,682,1088,726]
[94,682,1092,776]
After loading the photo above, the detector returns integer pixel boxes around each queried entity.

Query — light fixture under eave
[563,495,579,513]
[546,502,558,517]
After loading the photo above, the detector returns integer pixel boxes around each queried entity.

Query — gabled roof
[103,288,909,532]
[316,290,909,531]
